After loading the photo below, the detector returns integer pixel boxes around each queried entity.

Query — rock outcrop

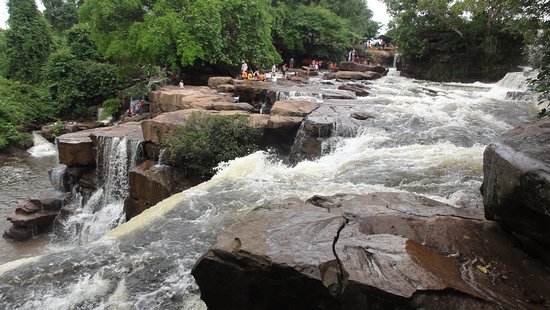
[338,61,386,74]
[124,160,199,220]
[324,71,382,80]
[193,192,550,309]
[482,119,550,264]
[4,195,66,241]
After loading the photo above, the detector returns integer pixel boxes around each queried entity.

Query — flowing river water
[0,72,539,309]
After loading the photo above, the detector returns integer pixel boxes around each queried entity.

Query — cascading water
[56,136,142,244]
[27,132,57,157]
[0,73,540,309]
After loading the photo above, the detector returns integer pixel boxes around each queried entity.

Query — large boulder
[193,192,550,310]
[338,61,386,74]
[208,76,234,89]
[482,119,550,264]
[124,160,199,220]
[338,84,370,97]
[141,109,269,145]
[270,100,319,117]
[58,123,144,167]
[148,86,234,114]
[325,71,382,80]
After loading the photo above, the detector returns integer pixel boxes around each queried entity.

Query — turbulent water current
[0,72,539,309]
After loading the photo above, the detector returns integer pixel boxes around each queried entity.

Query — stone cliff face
[482,119,550,265]
[192,192,550,309]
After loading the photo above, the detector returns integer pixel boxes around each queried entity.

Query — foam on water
[0,72,540,309]
[27,132,56,157]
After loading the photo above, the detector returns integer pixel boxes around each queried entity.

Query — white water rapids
[0,72,539,309]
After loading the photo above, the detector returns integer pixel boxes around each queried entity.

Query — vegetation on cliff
[383,0,529,82]
[166,112,258,178]
[0,0,377,152]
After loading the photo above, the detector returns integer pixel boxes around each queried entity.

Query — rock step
[3,225,32,241]
[15,202,41,214]
[7,210,60,227]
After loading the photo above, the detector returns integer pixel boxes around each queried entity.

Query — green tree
[0,30,8,77]
[384,0,526,81]
[43,0,79,32]
[272,4,354,61]
[66,23,101,61]
[0,77,53,150]
[79,0,280,76]
[42,49,121,116]
[6,0,52,83]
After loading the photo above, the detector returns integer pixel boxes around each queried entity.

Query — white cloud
[0,0,7,29]
[366,0,391,34]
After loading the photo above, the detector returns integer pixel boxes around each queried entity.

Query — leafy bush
[42,49,122,117]
[165,112,258,177]
[50,120,64,137]
[100,98,121,120]
[0,77,53,151]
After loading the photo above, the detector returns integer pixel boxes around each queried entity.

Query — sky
[0,0,391,33]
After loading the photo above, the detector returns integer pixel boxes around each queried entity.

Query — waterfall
[496,72,531,90]
[27,132,57,157]
[275,90,323,102]
[0,72,541,310]
[155,148,167,168]
[387,53,400,77]
[49,164,68,192]
[58,136,143,244]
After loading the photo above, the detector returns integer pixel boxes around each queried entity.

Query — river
[0,72,539,309]
[0,133,58,264]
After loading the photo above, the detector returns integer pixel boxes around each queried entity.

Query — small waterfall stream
[27,132,57,157]
[57,136,142,244]
[0,72,540,309]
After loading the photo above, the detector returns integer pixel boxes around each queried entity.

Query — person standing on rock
[289,58,294,69]
[241,61,248,74]
[271,64,277,79]
[348,49,355,61]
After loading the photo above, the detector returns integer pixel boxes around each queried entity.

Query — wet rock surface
[124,160,199,220]
[482,119,550,264]
[193,192,550,310]
[4,194,66,241]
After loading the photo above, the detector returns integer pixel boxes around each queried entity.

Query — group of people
[240,61,290,81]
[127,99,144,117]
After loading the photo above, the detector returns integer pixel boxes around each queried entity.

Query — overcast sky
[0,0,391,32]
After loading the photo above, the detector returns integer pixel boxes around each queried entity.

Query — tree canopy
[6,0,52,83]
[383,0,527,81]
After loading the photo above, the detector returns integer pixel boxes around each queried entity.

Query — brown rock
[208,76,234,89]
[217,84,236,94]
[334,71,382,80]
[266,115,304,130]
[482,119,550,264]
[193,192,550,309]
[338,61,386,74]
[338,84,370,97]
[124,160,198,220]
[270,100,319,117]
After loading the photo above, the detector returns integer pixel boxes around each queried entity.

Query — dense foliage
[6,0,52,83]
[166,112,258,177]
[78,0,376,75]
[0,30,8,77]
[43,0,79,32]
[522,0,550,118]
[0,77,54,149]
[42,49,121,117]
[384,0,527,81]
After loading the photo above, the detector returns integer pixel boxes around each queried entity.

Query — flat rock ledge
[482,119,550,264]
[192,192,550,310]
